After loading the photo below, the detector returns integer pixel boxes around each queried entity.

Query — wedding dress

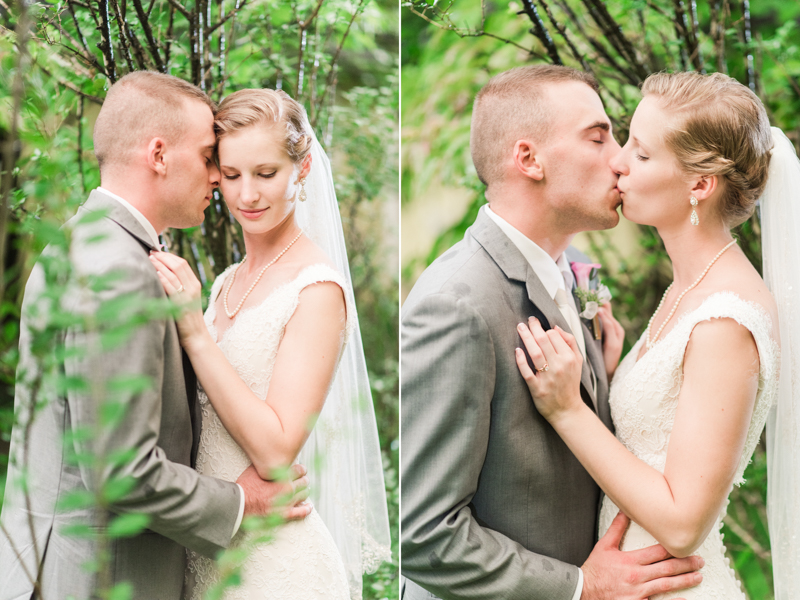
[184,262,354,600]
[597,291,779,600]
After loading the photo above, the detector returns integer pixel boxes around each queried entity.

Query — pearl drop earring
[690,195,699,226]
[298,178,307,202]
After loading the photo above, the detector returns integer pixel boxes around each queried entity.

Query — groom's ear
[690,175,718,201]
[146,137,169,176]
[513,139,544,181]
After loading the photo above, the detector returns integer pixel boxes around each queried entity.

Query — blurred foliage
[402,0,800,597]
[1,0,398,596]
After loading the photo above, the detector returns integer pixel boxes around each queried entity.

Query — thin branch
[66,2,90,55]
[97,0,118,82]
[741,0,755,91]
[518,0,562,64]
[536,0,588,69]
[164,4,175,67]
[296,0,325,97]
[36,64,104,104]
[687,0,703,71]
[0,0,31,302]
[208,0,248,34]
[78,96,86,193]
[114,0,152,70]
[581,0,648,82]
[165,0,190,20]
[759,43,800,99]
[41,11,87,58]
[317,0,388,112]
[299,0,324,28]
[0,521,40,592]
[555,0,641,86]
[212,50,256,99]
[407,4,539,57]
[133,0,166,71]
[109,0,137,71]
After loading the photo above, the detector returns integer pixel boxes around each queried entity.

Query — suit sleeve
[401,292,581,600]
[63,256,241,557]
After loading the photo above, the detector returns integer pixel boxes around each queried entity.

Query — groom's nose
[208,161,221,187]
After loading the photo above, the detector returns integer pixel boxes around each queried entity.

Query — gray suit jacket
[400,207,612,600]
[0,190,241,600]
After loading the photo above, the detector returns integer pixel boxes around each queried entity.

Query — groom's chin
[596,207,621,231]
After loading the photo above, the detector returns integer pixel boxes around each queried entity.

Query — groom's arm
[401,292,580,600]
[62,254,242,557]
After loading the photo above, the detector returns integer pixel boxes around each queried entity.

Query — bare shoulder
[286,235,339,277]
[696,250,778,336]
[293,237,346,314]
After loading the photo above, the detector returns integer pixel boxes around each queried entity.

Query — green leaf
[56,489,96,511]
[76,208,109,225]
[107,513,150,538]
[102,476,137,503]
[106,582,134,600]
[60,523,94,539]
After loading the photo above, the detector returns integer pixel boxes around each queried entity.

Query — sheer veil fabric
[762,127,800,600]
[293,116,392,597]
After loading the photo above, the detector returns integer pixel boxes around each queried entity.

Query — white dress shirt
[96,187,246,537]
[485,205,588,359]
[485,205,586,600]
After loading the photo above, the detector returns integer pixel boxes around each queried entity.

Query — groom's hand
[580,512,703,600]
[237,463,313,521]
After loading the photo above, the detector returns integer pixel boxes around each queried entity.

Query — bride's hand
[515,317,584,423]
[597,303,625,382]
[148,251,208,350]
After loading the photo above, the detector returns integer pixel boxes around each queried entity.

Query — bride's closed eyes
[222,171,277,180]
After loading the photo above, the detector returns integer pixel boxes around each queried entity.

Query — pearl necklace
[645,239,737,349]
[223,230,303,319]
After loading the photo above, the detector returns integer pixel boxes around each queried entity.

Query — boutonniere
[570,261,612,340]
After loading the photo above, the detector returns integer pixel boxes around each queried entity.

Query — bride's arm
[150,252,346,480]
[189,282,346,479]
[516,316,759,559]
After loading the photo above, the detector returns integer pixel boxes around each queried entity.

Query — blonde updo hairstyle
[214,88,313,165]
[641,71,773,228]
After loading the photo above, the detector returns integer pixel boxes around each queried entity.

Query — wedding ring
[537,363,549,372]
[176,285,185,294]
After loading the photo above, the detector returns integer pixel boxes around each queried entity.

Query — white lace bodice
[598,291,779,599]
[185,263,353,600]
[193,262,355,482]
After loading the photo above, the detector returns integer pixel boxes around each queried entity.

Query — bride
[149,89,391,599]
[516,71,799,599]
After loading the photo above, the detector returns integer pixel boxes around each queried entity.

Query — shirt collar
[484,205,569,299]
[97,187,161,249]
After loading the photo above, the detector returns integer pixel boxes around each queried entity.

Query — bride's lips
[240,208,268,220]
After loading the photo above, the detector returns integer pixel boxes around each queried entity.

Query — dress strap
[677,291,777,379]
[290,263,357,343]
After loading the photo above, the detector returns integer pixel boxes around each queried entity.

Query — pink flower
[570,261,602,290]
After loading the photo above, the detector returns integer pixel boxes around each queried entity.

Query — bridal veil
[293,115,392,598]
[761,127,800,600]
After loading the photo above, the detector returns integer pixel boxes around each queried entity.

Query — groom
[0,72,310,599]
[401,65,703,599]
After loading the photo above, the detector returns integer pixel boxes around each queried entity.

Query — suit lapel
[566,263,613,430]
[471,208,598,412]
[82,189,158,252]
[82,189,201,458]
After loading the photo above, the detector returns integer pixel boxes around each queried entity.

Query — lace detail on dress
[184,263,354,600]
[598,291,780,599]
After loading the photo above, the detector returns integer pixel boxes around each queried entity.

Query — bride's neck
[659,223,735,290]
[241,216,303,274]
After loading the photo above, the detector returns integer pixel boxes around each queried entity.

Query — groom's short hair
[93,71,215,171]
[470,65,598,186]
